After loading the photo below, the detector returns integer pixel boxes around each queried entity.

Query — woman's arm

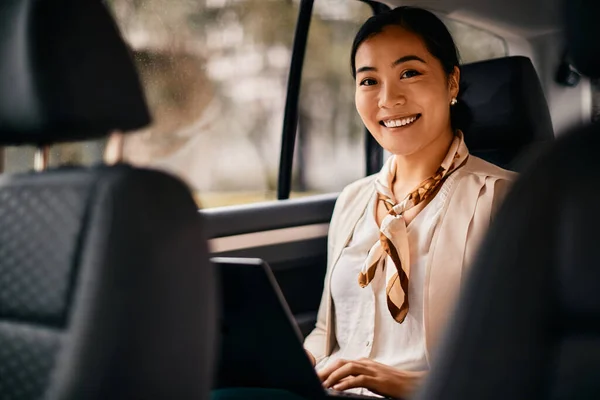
[303,291,329,365]
[304,176,376,366]
[303,201,339,363]
[303,188,346,364]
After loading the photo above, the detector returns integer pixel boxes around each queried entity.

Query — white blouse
[316,175,456,386]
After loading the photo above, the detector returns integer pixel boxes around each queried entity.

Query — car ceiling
[381,0,563,38]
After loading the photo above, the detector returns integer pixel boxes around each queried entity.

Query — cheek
[416,80,446,102]
[354,93,367,121]
[417,85,451,121]
[355,91,376,124]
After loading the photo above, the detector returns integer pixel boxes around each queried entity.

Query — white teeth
[383,115,418,128]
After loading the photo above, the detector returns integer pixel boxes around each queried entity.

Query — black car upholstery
[460,56,554,170]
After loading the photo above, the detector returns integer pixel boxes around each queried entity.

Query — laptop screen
[212,257,324,398]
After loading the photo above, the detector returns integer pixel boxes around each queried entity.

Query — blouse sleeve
[303,185,352,363]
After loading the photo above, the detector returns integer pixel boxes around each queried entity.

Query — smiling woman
[302,7,516,398]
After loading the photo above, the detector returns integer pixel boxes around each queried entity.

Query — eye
[400,70,421,79]
[359,78,377,86]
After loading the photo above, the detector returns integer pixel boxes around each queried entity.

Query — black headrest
[459,56,554,169]
[0,0,150,145]
[564,0,600,78]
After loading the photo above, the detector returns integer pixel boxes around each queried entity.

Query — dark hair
[350,7,470,129]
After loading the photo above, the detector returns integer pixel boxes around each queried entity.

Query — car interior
[0,0,598,399]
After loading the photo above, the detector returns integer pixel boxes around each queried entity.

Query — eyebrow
[356,55,427,74]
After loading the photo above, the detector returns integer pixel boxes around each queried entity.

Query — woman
[303,6,515,399]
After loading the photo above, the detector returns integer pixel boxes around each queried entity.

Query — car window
[3,140,107,174]
[442,17,508,64]
[289,0,373,198]
[6,0,371,209]
[113,0,300,208]
[1,0,298,208]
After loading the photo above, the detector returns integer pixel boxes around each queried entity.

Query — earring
[450,98,458,106]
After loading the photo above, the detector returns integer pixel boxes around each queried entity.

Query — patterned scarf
[358,131,469,323]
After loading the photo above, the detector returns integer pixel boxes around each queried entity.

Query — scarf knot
[357,131,469,323]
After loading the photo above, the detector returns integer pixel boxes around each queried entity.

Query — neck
[393,129,454,188]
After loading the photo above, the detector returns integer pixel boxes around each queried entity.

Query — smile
[380,114,421,128]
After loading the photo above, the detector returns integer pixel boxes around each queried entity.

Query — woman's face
[354,25,459,156]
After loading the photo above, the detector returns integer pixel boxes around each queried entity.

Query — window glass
[2,0,372,207]
[109,0,300,208]
[291,0,373,197]
[1,0,298,208]
[3,140,106,174]
[442,17,508,64]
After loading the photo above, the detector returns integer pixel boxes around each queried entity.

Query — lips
[380,114,421,128]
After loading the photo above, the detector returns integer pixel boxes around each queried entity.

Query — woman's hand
[318,358,425,399]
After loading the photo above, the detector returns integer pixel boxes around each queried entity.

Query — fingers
[317,359,344,381]
[318,358,355,382]
[331,375,373,391]
[318,358,374,382]
[321,360,374,389]
[319,358,418,399]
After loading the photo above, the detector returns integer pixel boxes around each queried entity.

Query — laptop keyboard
[325,388,385,399]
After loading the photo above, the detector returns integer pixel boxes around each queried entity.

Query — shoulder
[329,175,376,236]
[338,174,376,201]
[334,175,376,214]
[450,156,517,216]
[458,155,518,182]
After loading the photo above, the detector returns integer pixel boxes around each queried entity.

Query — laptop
[212,257,393,400]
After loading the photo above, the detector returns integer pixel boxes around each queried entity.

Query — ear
[448,66,460,100]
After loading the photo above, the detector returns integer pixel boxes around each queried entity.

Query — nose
[378,82,406,109]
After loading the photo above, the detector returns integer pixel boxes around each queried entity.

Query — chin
[377,126,450,158]
[380,139,424,157]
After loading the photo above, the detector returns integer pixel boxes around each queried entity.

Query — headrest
[0,0,150,145]
[459,56,554,169]
[564,0,600,78]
